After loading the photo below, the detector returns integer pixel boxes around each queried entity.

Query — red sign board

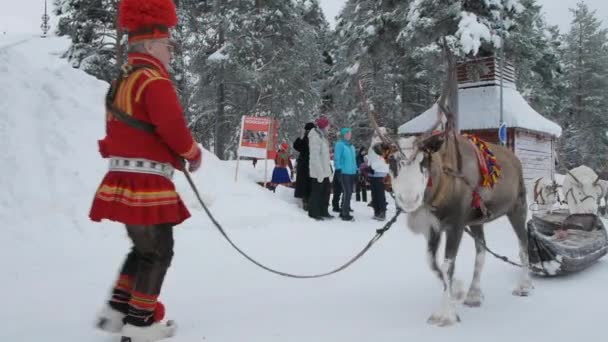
[238,116,278,159]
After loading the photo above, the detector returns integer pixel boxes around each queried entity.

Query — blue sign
[498,122,507,145]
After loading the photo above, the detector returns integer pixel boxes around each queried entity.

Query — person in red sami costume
[270,142,294,189]
[91,1,201,341]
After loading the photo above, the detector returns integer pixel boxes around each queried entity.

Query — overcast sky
[1,0,607,35]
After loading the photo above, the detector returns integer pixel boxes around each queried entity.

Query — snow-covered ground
[1,35,607,342]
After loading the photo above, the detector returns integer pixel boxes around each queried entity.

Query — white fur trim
[96,305,125,333]
[121,321,177,342]
[407,206,439,239]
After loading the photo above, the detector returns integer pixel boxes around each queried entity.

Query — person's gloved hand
[188,149,202,172]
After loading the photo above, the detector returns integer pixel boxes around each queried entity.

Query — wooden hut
[398,56,562,184]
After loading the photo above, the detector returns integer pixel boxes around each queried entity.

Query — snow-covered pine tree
[330,0,420,145]
[295,0,333,115]
[506,0,563,119]
[400,1,526,130]
[559,2,608,174]
[171,0,197,104]
[187,0,327,159]
[400,0,523,57]
[54,0,125,81]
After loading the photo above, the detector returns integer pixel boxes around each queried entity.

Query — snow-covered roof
[398,84,562,137]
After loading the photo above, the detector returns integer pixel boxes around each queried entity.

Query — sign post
[235,116,278,183]
[235,116,245,182]
[264,119,273,188]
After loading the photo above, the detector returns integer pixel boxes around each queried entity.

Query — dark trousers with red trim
[109,224,174,327]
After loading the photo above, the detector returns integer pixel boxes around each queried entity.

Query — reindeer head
[531,177,561,209]
[363,37,454,212]
[374,133,445,212]
[563,165,603,215]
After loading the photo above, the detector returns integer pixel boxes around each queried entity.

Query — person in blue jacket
[334,127,357,221]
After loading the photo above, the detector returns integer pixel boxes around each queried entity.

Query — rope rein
[106,64,402,280]
[463,227,522,267]
[182,168,402,279]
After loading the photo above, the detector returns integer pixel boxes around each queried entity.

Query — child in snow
[271,142,294,190]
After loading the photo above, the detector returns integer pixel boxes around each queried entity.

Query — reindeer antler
[420,37,458,143]
[357,78,391,145]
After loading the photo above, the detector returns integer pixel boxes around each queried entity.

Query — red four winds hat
[118,0,178,43]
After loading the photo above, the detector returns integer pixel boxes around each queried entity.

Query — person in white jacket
[307,116,334,220]
[367,127,390,220]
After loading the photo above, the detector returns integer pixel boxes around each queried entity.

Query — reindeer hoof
[464,288,484,307]
[427,312,461,327]
[512,282,534,297]
[512,288,530,297]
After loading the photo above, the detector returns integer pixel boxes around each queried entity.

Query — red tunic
[274,150,293,170]
[89,53,201,226]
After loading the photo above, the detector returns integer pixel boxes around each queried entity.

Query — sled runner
[527,210,608,276]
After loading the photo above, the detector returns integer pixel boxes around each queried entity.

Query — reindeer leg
[428,225,463,327]
[464,225,485,307]
[426,228,443,284]
[508,202,534,296]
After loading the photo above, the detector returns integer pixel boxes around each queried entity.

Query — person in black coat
[355,146,368,202]
[293,122,315,210]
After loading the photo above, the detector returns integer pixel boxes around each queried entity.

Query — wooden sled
[527,210,608,276]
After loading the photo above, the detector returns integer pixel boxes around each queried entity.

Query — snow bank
[0,35,108,230]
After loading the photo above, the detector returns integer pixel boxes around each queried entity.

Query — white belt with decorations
[109,157,175,180]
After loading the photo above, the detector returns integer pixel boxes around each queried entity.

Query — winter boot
[341,214,354,221]
[321,214,334,220]
[96,304,126,333]
[120,321,177,342]
[373,211,386,221]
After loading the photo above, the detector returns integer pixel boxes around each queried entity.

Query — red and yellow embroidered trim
[129,291,158,311]
[95,185,179,207]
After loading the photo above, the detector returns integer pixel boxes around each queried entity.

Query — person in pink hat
[307,116,333,220]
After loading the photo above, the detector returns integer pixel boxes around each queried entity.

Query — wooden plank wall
[514,131,554,185]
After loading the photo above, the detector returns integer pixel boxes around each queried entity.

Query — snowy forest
[53,0,608,175]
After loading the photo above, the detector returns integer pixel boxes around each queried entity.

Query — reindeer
[365,41,533,327]
[562,165,604,215]
[597,179,608,216]
[528,176,564,213]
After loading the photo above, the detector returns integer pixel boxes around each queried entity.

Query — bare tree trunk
[215,73,226,159]
[114,0,124,69]
[576,20,583,117]
[116,26,124,68]
[400,79,409,121]
[214,0,226,159]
